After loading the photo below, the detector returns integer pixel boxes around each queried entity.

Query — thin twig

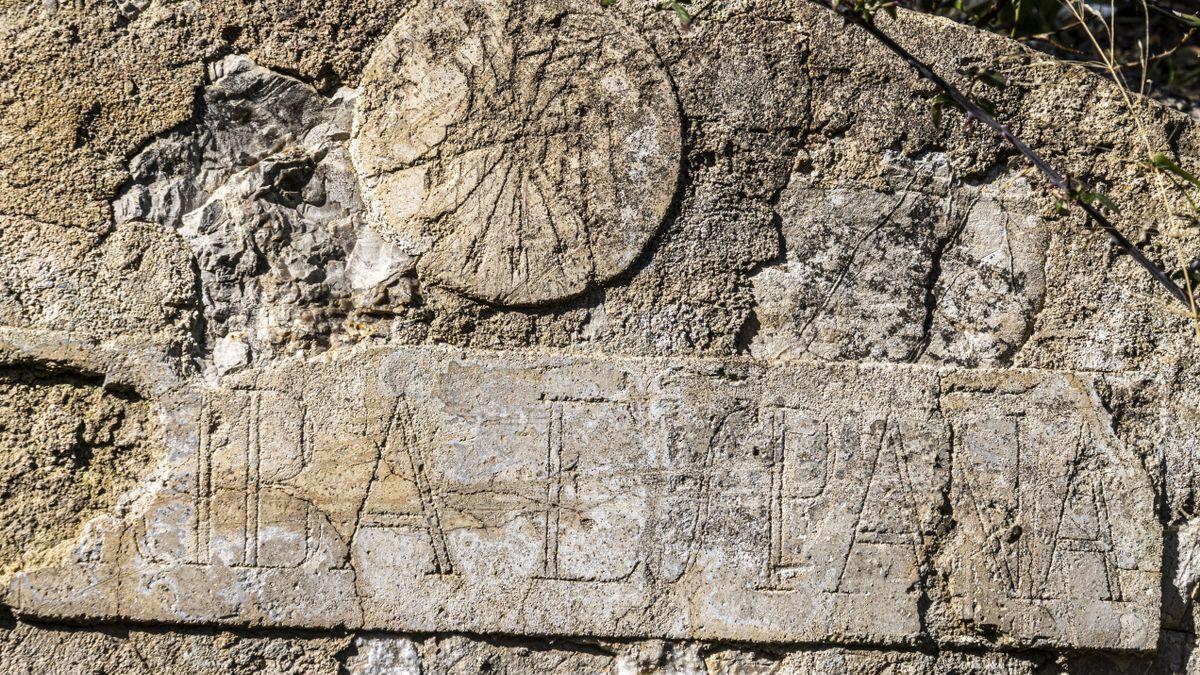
[822,1,1194,308]
[1146,0,1200,30]
[1116,28,1196,70]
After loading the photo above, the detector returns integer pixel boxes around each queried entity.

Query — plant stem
[822,1,1194,309]
[973,0,1012,28]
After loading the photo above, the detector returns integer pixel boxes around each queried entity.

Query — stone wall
[1,0,1198,672]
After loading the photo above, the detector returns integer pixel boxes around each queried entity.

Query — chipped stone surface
[0,365,162,580]
[751,153,1047,366]
[1,0,1196,668]
[114,55,418,371]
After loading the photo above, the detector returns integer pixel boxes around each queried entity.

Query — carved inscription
[942,371,1159,650]
[7,348,1159,650]
[359,398,456,576]
[765,411,924,595]
[193,390,316,569]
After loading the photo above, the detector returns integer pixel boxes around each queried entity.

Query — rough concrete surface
[1,0,1199,671]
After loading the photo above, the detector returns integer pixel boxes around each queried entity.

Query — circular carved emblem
[351,0,682,306]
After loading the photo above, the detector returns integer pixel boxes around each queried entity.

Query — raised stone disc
[350,0,682,306]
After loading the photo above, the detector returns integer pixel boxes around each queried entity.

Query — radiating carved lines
[351,0,681,305]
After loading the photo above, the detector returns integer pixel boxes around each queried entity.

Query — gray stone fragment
[114,55,415,371]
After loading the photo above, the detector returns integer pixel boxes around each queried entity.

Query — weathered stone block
[7,347,1159,650]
